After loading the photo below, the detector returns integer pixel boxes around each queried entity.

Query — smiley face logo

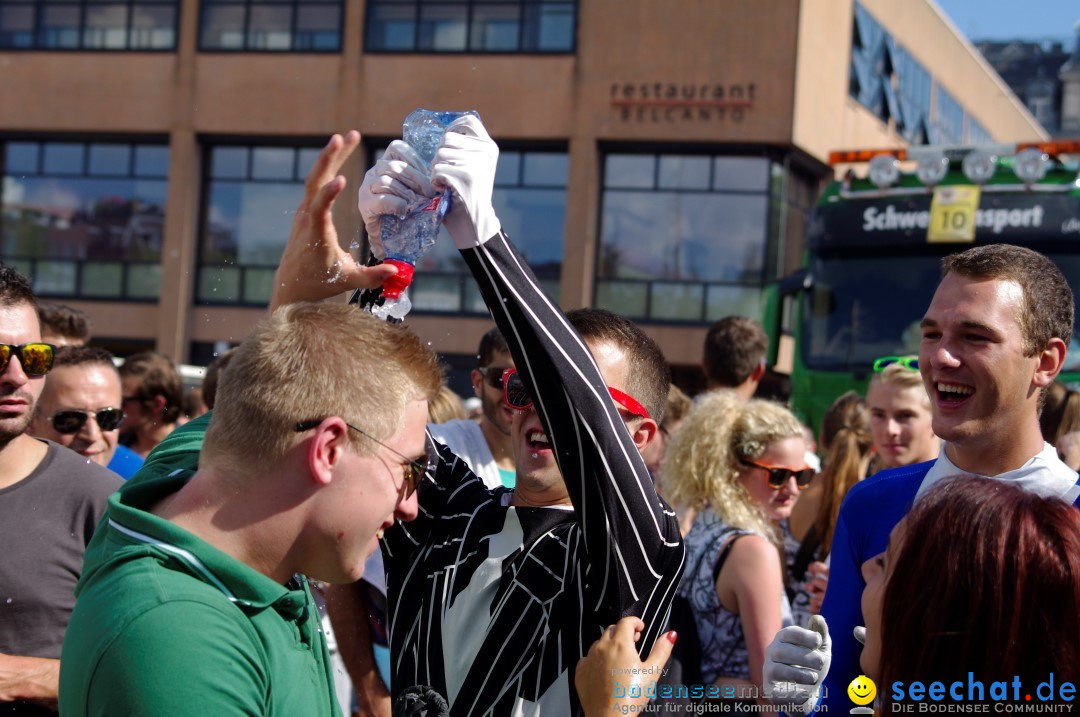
[848,675,876,706]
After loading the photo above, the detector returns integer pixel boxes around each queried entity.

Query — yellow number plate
[928,185,980,243]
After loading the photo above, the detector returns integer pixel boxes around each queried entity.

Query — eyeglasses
[294,418,438,499]
[477,366,511,391]
[872,355,919,372]
[501,367,651,420]
[0,343,56,376]
[49,408,126,435]
[739,458,815,489]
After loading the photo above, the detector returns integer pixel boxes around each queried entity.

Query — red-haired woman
[765,476,1080,712]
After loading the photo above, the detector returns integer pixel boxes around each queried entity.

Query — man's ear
[470,368,483,397]
[305,418,349,487]
[150,394,168,420]
[1033,337,1068,390]
[750,360,766,383]
[630,418,659,454]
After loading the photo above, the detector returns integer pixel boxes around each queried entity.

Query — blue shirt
[107,444,144,480]
[818,456,1080,712]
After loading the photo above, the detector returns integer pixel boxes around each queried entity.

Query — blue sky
[934,0,1078,45]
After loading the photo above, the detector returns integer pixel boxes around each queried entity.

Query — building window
[371,145,568,313]
[596,152,778,324]
[0,140,168,300]
[932,86,964,145]
[200,0,343,51]
[198,143,324,304]
[365,0,576,53]
[0,0,177,50]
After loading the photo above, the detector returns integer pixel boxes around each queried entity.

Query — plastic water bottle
[372,108,479,321]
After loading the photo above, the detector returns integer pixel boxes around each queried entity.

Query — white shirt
[917,441,1080,503]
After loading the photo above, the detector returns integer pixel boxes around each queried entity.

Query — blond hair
[661,391,804,538]
[203,302,443,474]
[870,362,929,406]
[428,385,467,424]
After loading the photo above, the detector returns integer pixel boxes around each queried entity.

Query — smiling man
[351,115,684,716]
[789,244,1080,712]
[28,346,125,469]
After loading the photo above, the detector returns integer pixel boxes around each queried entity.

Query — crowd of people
[1,114,1078,717]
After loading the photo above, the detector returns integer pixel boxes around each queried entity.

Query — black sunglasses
[50,408,126,435]
[477,366,511,390]
[294,419,438,499]
[0,343,56,376]
[739,458,815,489]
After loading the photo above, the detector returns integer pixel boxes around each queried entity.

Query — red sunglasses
[500,367,650,419]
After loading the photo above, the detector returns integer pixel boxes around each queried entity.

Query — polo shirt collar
[105,469,308,618]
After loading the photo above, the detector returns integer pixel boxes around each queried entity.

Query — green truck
[766,141,1080,431]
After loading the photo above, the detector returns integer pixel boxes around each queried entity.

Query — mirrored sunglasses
[0,343,56,376]
[873,355,919,372]
[740,458,815,489]
[501,367,651,419]
[50,408,126,434]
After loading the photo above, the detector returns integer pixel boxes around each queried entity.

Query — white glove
[763,615,832,714]
[430,115,501,249]
[357,140,434,260]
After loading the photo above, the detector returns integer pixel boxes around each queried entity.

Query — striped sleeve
[460,230,684,654]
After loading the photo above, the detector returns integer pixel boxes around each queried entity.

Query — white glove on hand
[357,140,434,260]
[763,615,832,714]
[430,115,501,249]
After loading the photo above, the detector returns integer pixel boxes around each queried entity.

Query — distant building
[976,23,1080,136]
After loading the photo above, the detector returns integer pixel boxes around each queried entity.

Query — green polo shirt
[59,414,341,717]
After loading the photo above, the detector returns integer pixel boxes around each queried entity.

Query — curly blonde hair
[661,391,804,538]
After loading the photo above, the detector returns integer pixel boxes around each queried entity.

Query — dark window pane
[365,2,416,50]
[198,265,241,302]
[88,144,131,176]
[0,5,35,49]
[599,190,766,282]
[418,3,466,50]
[202,180,302,266]
[134,145,169,177]
[522,152,568,186]
[492,187,564,276]
[83,3,128,48]
[470,2,518,51]
[42,143,84,174]
[412,274,463,312]
[130,3,175,48]
[1,163,167,263]
[248,3,291,49]
[251,147,294,179]
[494,151,520,186]
[6,143,39,174]
[297,148,321,175]
[211,147,248,178]
[34,260,77,295]
[81,261,124,297]
[604,155,653,188]
[39,4,80,48]
[658,155,710,190]
[200,4,245,49]
[125,262,158,298]
[295,3,339,50]
[595,280,647,318]
[650,282,704,321]
[242,267,275,303]
[705,284,762,322]
[713,156,769,191]
[523,1,573,51]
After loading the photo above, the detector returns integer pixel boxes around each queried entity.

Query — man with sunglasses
[0,264,121,715]
[348,114,684,716]
[28,346,126,470]
[766,244,1080,714]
